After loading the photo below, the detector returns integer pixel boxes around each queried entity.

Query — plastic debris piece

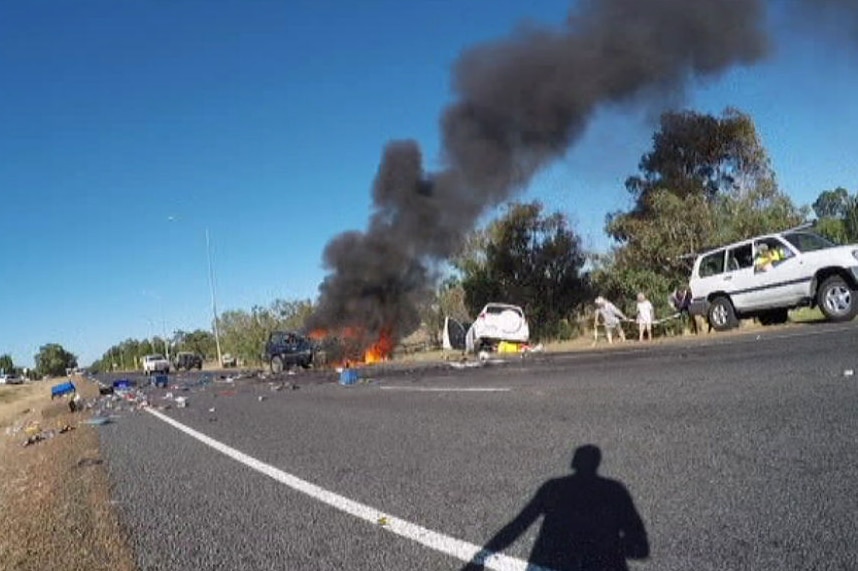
[339,369,359,386]
[377,516,389,526]
[175,397,188,408]
[844,369,854,377]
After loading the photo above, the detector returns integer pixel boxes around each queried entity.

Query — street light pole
[161,309,170,361]
[206,228,223,367]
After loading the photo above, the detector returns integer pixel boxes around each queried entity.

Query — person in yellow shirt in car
[754,243,783,272]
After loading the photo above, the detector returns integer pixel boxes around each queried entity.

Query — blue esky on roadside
[2,0,857,367]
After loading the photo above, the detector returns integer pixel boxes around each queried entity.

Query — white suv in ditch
[689,228,858,330]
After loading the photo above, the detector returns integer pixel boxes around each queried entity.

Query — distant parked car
[1,373,24,385]
[173,352,203,371]
[465,303,530,353]
[142,354,170,375]
[220,353,237,368]
[264,331,315,373]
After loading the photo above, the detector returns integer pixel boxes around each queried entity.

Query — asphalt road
[98,324,858,570]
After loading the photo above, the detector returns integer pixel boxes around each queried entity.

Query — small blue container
[113,378,134,390]
[152,374,168,388]
[339,369,359,386]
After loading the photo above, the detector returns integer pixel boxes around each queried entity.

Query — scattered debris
[448,361,483,369]
[20,424,75,447]
[844,369,854,377]
[68,393,82,413]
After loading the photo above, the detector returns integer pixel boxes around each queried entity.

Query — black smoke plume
[307,0,774,348]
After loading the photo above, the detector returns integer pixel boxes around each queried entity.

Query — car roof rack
[780,221,815,233]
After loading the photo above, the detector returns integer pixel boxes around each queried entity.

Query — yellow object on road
[497,341,521,353]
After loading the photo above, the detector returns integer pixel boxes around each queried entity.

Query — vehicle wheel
[271,356,284,374]
[817,275,857,322]
[300,357,312,369]
[708,296,738,331]
[477,338,493,353]
[758,308,789,326]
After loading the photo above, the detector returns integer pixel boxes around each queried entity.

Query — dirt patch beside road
[0,379,135,571]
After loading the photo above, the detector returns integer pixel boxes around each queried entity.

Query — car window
[726,244,753,271]
[782,231,835,252]
[485,305,521,316]
[698,250,725,277]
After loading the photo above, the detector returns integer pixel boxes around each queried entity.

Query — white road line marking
[145,408,550,571]
[378,387,512,392]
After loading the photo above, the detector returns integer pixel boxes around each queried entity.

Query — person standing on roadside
[636,292,655,342]
[594,296,628,344]
[669,285,702,335]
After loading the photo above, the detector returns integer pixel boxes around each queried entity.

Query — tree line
[1,344,79,379]
[80,108,855,369]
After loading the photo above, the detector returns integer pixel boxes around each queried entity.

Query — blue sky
[2,1,858,367]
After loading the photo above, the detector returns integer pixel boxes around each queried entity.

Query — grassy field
[0,378,135,571]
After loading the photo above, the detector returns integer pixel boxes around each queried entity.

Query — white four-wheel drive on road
[142,354,170,375]
[689,227,858,330]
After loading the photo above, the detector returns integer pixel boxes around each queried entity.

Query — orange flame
[309,326,395,366]
[308,329,328,341]
[364,329,394,364]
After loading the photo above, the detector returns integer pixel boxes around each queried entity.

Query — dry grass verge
[0,379,135,571]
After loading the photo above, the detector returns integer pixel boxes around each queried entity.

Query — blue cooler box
[339,369,359,386]
[152,374,168,388]
[51,381,76,399]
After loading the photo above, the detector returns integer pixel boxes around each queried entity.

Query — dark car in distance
[264,331,315,373]
[173,351,203,371]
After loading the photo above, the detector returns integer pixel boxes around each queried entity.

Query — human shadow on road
[461,444,649,571]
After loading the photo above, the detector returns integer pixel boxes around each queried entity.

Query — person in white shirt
[594,296,628,344]
[636,292,655,342]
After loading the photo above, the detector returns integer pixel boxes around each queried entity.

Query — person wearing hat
[594,296,628,344]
